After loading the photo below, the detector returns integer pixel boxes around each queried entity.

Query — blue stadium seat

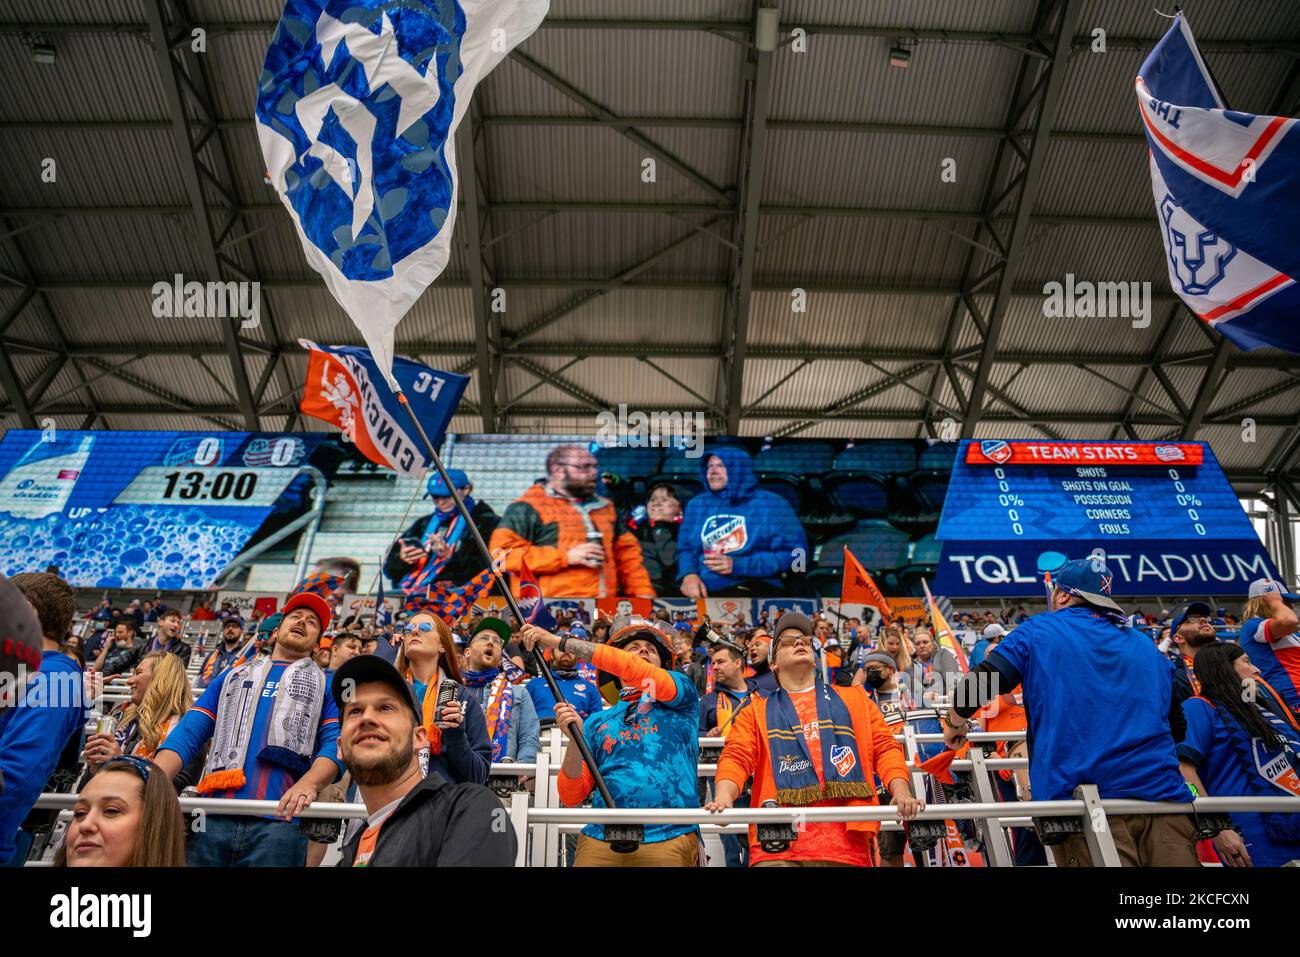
[822,472,890,518]
[817,520,911,573]
[656,448,704,480]
[754,441,835,477]
[833,441,918,476]
[909,533,943,565]
[898,533,942,596]
[757,475,802,512]
[917,442,959,471]
[595,446,663,480]
[907,470,951,515]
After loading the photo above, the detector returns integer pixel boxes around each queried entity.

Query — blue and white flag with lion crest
[1137,14,1300,354]
[256,0,548,386]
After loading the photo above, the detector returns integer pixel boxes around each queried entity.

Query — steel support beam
[961,0,1083,438]
[145,0,257,429]
[456,116,497,432]
[508,52,730,203]
[723,2,775,433]
[4,17,1295,54]
[0,201,1156,229]
[1180,338,1232,440]
[510,357,610,414]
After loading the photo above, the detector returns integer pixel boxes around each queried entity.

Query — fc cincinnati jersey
[1242,617,1300,710]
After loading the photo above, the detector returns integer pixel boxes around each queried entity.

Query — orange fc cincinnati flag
[922,578,968,671]
[842,547,892,624]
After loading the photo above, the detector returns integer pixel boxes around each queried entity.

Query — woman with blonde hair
[393,611,491,784]
[81,651,207,792]
[878,625,912,674]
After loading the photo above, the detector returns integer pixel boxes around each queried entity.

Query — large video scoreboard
[0,431,325,589]
[935,440,1277,598]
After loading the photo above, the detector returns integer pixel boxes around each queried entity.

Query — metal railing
[26,724,1300,867]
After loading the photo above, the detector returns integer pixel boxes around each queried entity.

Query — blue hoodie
[677,447,807,593]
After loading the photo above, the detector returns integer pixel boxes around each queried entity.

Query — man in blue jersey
[0,573,84,866]
[526,629,605,727]
[520,615,701,866]
[156,591,343,867]
[942,557,1198,867]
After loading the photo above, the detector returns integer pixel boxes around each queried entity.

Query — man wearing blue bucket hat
[384,467,500,594]
[942,556,1199,867]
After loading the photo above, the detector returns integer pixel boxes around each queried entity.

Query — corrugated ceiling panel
[515,28,746,119]
[486,124,735,204]
[489,208,724,280]
[0,128,186,207]
[754,215,974,290]
[769,34,1023,128]
[1033,139,1151,217]
[500,286,725,345]
[17,216,207,283]
[746,289,953,351]
[763,131,997,209]
[0,32,169,122]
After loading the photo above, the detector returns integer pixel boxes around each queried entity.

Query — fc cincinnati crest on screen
[701,515,747,552]
[979,440,1013,465]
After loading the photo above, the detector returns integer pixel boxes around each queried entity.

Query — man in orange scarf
[705,612,921,866]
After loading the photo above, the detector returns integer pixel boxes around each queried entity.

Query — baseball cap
[824,637,841,648]
[1170,601,1212,635]
[0,574,44,683]
[983,623,1007,639]
[331,655,421,722]
[471,617,513,644]
[1051,558,1124,614]
[281,591,332,633]
[770,612,814,663]
[221,614,244,629]
[1248,578,1300,601]
[426,469,470,498]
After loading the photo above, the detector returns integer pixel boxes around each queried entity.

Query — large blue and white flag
[298,339,469,474]
[1137,15,1300,353]
[257,0,548,386]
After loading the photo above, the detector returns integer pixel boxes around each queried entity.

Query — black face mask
[865,669,888,690]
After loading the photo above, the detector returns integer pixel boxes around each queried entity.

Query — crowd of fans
[0,560,1297,868]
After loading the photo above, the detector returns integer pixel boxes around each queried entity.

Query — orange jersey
[489,483,654,598]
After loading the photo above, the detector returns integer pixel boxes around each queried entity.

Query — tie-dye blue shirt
[572,666,700,844]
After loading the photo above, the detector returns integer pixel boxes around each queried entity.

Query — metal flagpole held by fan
[392,393,617,811]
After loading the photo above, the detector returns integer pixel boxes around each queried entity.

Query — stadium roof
[1,0,1299,496]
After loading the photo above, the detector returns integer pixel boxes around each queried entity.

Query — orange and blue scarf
[766,679,873,806]
[464,667,513,761]
[399,503,471,599]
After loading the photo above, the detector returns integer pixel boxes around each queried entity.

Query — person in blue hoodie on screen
[677,447,807,598]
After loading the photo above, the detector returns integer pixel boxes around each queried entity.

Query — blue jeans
[721,793,750,868]
[186,815,308,867]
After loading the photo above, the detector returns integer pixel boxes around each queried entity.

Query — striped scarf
[198,656,324,793]
[765,679,873,806]
[464,668,513,761]
[399,503,472,598]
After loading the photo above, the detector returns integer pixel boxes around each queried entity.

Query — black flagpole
[394,391,617,810]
